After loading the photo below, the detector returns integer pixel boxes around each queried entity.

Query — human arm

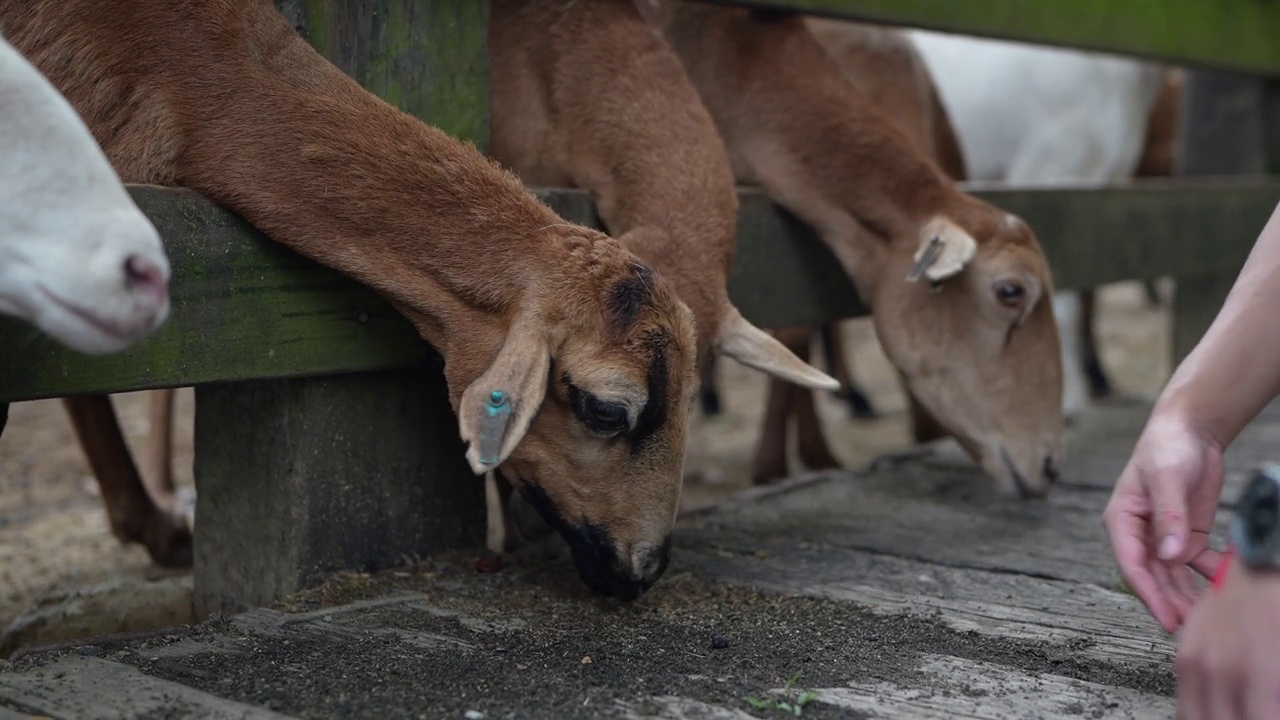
[1105,200,1280,632]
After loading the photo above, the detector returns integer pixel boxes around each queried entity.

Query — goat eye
[994,281,1026,309]
[583,396,629,434]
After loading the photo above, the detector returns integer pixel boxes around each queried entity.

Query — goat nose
[634,536,672,584]
[1043,456,1060,484]
[124,254,169,304]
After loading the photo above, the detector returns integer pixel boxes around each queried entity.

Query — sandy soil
[0,280,1172,655]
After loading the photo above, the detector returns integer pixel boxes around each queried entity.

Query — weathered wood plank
[2,181,1272,402]
[0,654,297,720]
[677,528,1174,669]
[0,705,34,720]
[812,653,1175,719]
[0,186,596,402]
[1170,71,1270,368]
[628,655,1176,720]
[690,468,1151,586]
[700,0,1280,76]
[192,368,484,619]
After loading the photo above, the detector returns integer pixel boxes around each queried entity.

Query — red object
[1211,546,1236,590]
[475,552,504,574]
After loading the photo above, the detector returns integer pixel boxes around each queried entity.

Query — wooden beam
[1171,72,1273,364]
[274,0,490,147]
[2,180,1276,403]
[700,0,1280,76]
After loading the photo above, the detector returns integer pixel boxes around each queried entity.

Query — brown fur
[638,2,1064,498]
[751,19,970,484]
[1134,69,1183,179]
[11,0,699,598]
[484,0,836,552]
[487,0,835,389]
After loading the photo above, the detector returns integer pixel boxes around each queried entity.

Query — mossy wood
[2,181,1276,403]
[1171,72,1274,364]
[700,0,1280,76]
[185,0,493,617]
[274,0,489,147]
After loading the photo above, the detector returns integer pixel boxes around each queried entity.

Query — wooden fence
[0,0,1275,616]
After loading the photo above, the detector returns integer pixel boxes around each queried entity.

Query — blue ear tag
[476,390,513,467]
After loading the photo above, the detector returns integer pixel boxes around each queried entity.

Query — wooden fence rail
[1,179,1276,403]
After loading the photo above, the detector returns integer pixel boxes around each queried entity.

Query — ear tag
[907,236,943,283]
[476,390,513,467]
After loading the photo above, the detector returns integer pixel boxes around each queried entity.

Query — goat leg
[698,353,723,416]
[1078,287,1114,399]
[906,386,950,444]
[62,394,192,568]
[794,381,842,472]
[817,322,877,418]
[752,373,798,485]
[143,388,177,501]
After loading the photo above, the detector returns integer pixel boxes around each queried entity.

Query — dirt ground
[0,280,1172,655]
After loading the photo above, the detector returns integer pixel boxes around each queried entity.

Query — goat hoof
[844,387,878,419]
[699,388,723,417]
[1084,359,1113,400]
[127,510,193,569]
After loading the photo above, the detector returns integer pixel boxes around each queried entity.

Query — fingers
[1109,518,1181,631]
[1153,561,1198,626]
[1244,674,1280,720]
[1105,485,1185,632]
[1188,545,1224,581]
[1148,470,1192,562]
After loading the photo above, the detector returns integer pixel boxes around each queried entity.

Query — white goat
[907,30,1168,421]
[0,33,170,355]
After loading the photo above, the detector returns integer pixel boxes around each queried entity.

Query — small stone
[710,636,730,650]
[581,655,593,665]
[464,711,486,720]
[75,645,105,657]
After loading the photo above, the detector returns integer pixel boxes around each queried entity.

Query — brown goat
[637,1,1064,498]
[484,0,839,551]
[488,0,836,401]
[748,18,969,484]
[5,0,704,599]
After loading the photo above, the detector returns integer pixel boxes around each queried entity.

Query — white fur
[0,33,170,354]
[907,30,1167,421]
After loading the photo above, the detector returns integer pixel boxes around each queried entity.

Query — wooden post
[1171,70,1270,364]
[192,0,491,618]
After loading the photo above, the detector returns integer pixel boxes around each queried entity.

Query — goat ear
[716,306,841,391]
[458,324,550,475]
[906,218,977,283]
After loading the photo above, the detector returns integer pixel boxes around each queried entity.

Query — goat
[0,32,184,562]
[635,1,1064,498]
[906,29,1171,422]
[760,28,1181,482]
[0,33,169,359]
[743,18,970,484]
[483,0,839,535]
[2,0,705,600]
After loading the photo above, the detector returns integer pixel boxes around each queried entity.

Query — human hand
[1103,409,1225,632]
[1176,557,1280,719]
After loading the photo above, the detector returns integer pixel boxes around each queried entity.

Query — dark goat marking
[607,263,654,334]
[631,333,670,453]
